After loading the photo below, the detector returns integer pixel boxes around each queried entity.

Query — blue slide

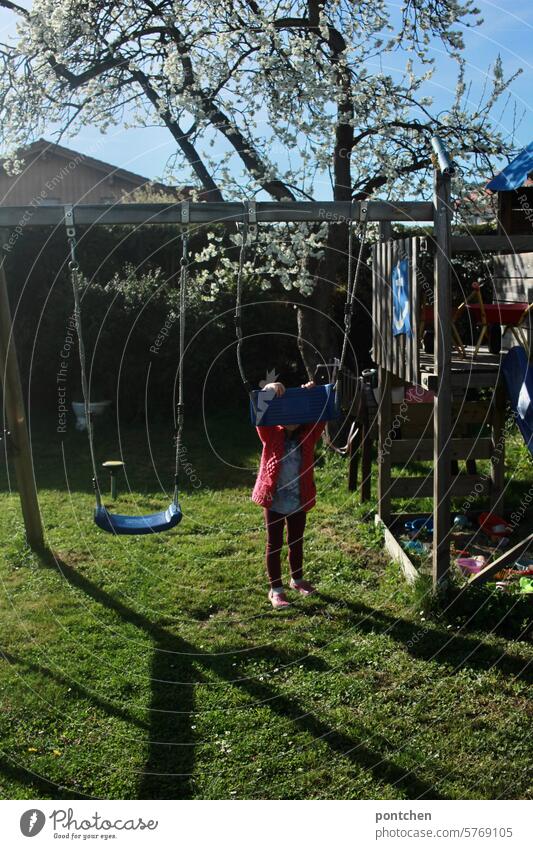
[502,346,533,454]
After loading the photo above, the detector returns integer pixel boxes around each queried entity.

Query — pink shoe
[268,589,291,610]
[268,590,291,610]
[289,579,317,596]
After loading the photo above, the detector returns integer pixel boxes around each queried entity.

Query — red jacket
[252,422,326,512]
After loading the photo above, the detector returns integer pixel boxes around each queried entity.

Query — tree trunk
[296,224,373,380]
[296,221,351,379]
[296,276,336,378]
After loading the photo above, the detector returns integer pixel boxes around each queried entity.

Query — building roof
[1,137,193,197]
[486,141,533,192]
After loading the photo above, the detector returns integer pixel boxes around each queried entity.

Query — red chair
[455,282,532,357]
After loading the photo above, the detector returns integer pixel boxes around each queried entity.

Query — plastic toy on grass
[405,516,433,536]
[478,512,512,539]
[515,556,533,572]
[519,577,533,594]
[401,539,428,554]
[453,515,472,530]
[494,566,533,579]
[456,555,487,575]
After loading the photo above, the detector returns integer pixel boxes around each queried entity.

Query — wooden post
[432,170,453,589]
[360,418,372,502]
[376,221,392,525]
[490,380,506,511]
[377,366,392,524]
[347,424,360,492]
[0,256,45,551]
[379,221,393,242]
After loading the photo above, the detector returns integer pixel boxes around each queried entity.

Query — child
[252,380,326,609]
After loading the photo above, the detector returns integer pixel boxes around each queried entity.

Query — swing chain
[173,210,188,503]
[65,213,80,274]
[337,201,369,386]
[234,201,256,410]
[63,204,102,508]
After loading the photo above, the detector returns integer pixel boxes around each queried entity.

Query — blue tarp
[502,346,533,454]
[486,141,533,192]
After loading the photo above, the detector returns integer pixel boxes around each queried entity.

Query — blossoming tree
[0,0,519,374]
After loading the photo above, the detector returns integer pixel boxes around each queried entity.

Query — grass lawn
[0,410,531,800]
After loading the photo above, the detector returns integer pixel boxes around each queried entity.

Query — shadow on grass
[317,594,532,685]
[0,548,454,800]
[1,651,149,732]
[0,755,87,800]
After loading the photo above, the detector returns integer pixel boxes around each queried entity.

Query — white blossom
[0,0,518,295]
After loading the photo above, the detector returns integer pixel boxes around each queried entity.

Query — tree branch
[152,12,296,201]
[356,157,432,199]
[130,68,224,201]
[0,0,27,16]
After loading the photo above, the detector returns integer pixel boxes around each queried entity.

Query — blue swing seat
[94,501,182,535]
[502,345,533,454]
[250,383,340,426]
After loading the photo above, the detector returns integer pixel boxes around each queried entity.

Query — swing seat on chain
[94,501,182,535]
[250,383,339,426]
[64,200,189,536]
[235,202,367,429]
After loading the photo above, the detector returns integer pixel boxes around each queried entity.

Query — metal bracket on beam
[64,203,75,238]
[244,200,257,236]
[181,200,190,225]
[248,200,257,225]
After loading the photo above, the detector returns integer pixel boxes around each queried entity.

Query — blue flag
[392,258,412,337]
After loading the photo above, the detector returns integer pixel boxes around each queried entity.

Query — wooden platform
[419,348,502,391]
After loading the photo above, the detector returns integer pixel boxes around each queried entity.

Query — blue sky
[0,0,532,190]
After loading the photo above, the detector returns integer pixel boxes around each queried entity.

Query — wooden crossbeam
[390,437,493,463]
[389,475,490,500]
[0,200,435,228]
[452,235,533,253]
[421,371,500,391]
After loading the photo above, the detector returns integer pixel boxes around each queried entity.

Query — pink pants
[264,508,307,589]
